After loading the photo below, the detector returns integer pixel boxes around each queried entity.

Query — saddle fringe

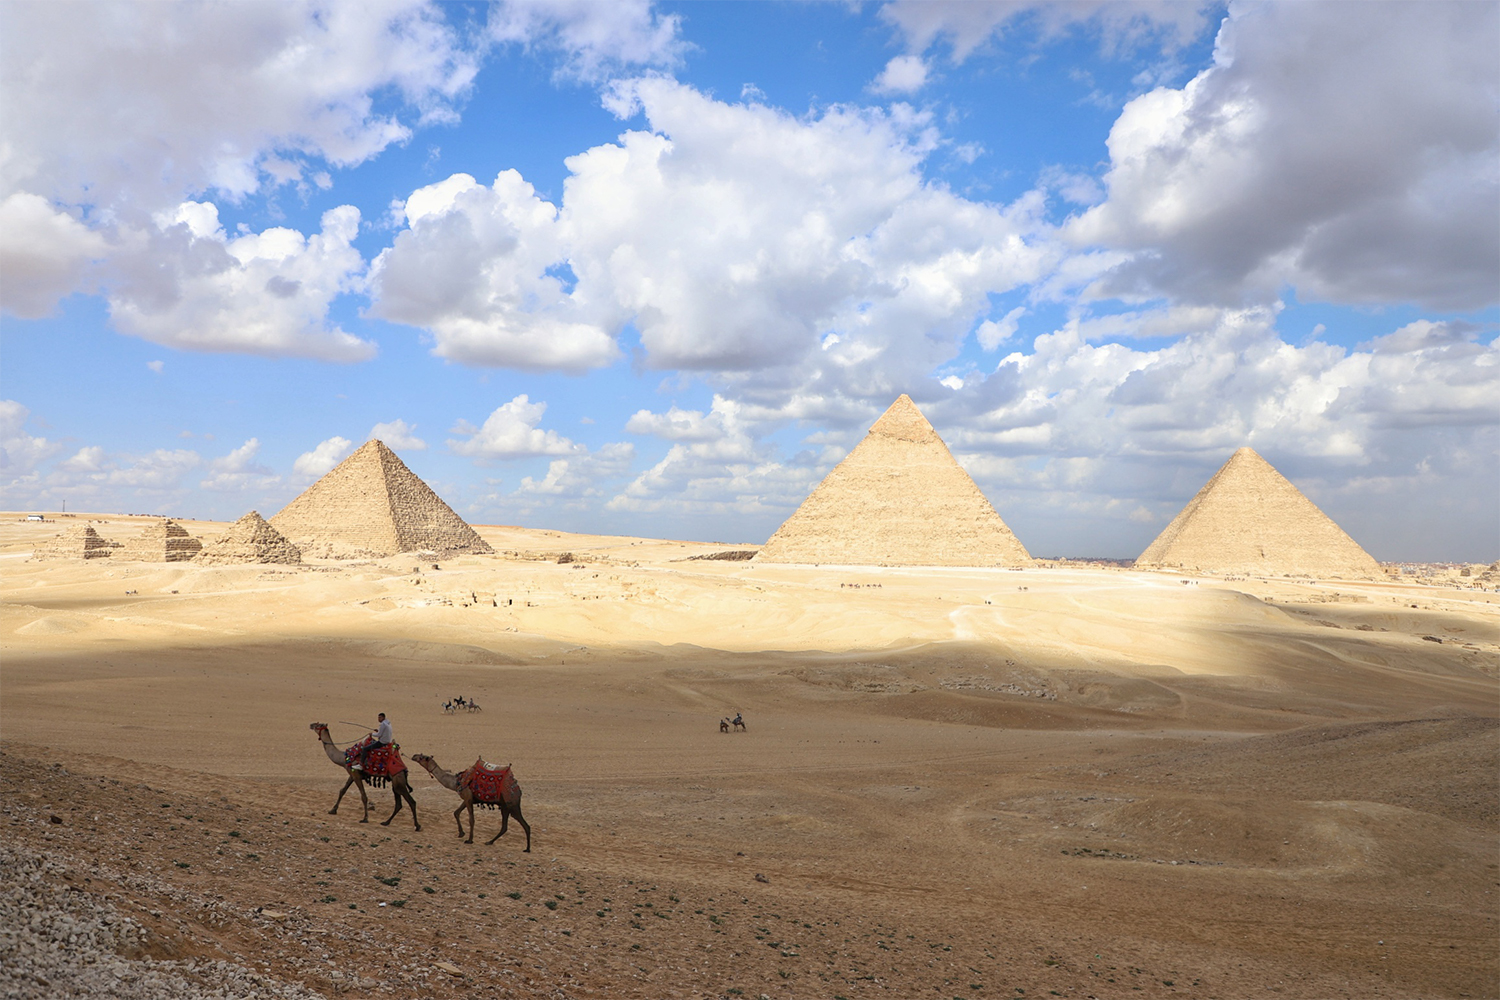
[367,775,389,789]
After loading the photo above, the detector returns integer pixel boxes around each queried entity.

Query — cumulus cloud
[293,437,354,479]
[879,0,1213,62]
[1068,2,1500,310]
[871,54,929,95]
[369,172,617,370]
[0,1,478,215]
[0,194,109,318]
[487,0,684,82]
[107,204,374,361]
[375,78,1053,374]
[200,438,280,492]
[516,442,635,498]
[449,395,584,459]
[976,306,1026,350]
[0,401,60,480]
[369,419,428,451]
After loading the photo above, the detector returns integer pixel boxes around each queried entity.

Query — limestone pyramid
[1136,447,1382,578]
[195,511,301,565]
[33,524,118,560]
[117,519,202,562]
[758,395,1033,567]
[270,440,492,558]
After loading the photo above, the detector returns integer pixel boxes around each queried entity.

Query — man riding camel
[353,712,392,772]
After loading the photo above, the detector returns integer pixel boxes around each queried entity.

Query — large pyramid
[195,511,301,565]
[270,440,492,558]
[1136,447,1381,578]
[117,519,202,562]
[758,395,1032,567]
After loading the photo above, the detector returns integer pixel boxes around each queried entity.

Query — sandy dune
[2,512,1497,998]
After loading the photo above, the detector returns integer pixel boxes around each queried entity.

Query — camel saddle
[343,736,407,778]
[459,759,518,804]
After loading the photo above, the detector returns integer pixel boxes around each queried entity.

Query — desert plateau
[2,511,1497,999]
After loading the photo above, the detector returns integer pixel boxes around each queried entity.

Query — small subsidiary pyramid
[1136,447,1381,578]
[195,511,301,565]
[758,395,1033,567]
[270,440,492,558]
[33,524,119,560]
[117,519,202,562]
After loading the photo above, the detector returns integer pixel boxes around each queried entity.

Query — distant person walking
[354,712,392,772]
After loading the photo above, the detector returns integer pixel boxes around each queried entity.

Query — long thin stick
[337,720,373,730]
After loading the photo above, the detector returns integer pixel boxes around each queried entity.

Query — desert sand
[2,511,1497,998]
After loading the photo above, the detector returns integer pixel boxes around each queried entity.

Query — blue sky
[2,1,1496,560]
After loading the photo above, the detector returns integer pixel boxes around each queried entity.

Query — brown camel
[410,753,530,850]
[309,723,420,830]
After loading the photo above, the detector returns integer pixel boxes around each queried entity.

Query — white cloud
[0,401,60,478]
[146,360,164,374]
[879,1,1213,63]
[200,438,280,492]
[449,395,583,459]
[1,1,478,214]
[1068,2,1499,309]
[293,437,354,479]
[487,0,684,82]
[516,442,635,498]
[976,306,1026,350]
[369,419,428,451]
[0,1,477,319]
[0,194,108,318]
[871,55,928,95]
[369,172,617,370]
[108,204,374,361]
[374,79,1053,375]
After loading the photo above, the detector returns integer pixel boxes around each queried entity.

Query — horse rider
[353,712,392,772]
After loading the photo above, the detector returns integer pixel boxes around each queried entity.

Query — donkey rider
[352,712,392,773]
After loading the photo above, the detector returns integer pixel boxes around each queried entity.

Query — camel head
[310,722,329,736]
[410,753,435,770]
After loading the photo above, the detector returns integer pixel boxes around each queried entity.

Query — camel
[309,723,420,830]
[410,754,530,850]
[719,718,730,733]
[732,712,746,732]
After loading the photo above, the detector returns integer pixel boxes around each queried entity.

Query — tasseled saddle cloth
[343,736,407,783]
[460,759,519,808]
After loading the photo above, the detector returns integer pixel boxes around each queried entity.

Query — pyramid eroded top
[196,511,302,565]
[270,441,491,558]
[758,395,1032,567]
[1136,447,1381,578]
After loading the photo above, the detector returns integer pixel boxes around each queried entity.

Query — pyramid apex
[868,394,938,443]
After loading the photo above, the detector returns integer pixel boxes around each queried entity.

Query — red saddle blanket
[343,736,407,777]
[460,759,518,804]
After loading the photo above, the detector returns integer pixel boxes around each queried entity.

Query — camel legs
[453,799,476,843]
[380,778,421,831]
[331,773,371,822]
[487,797,532,851]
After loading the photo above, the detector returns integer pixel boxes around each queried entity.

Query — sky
[1,0,1496,561]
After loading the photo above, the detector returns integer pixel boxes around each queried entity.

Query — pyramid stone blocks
[271,440,492,558]
[195,511,302,565]
[759,395,1032,567]
[1136,447,1381,579]
[33,524,119,560]
[117,519,202,562]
